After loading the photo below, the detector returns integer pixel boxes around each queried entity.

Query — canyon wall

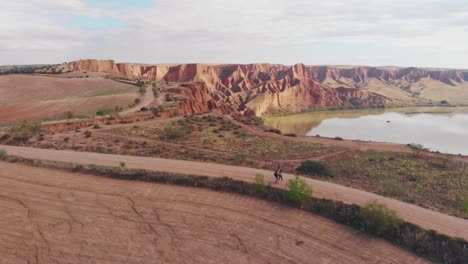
[55,59,468,116]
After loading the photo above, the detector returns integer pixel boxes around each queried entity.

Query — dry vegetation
[321,151,468,218]
[0,74,139,123]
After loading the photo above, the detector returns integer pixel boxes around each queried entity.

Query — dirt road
[1,145,467,241]
[120,85,154,115]
[0,162,428,263]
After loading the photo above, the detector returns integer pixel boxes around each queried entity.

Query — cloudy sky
[1,0,468,68]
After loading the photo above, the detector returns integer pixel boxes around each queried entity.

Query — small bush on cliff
[9,122,41,141]
[360,201,401,234]
[286,177,313,204]
[0,149,7,159]
[296,160,327,176]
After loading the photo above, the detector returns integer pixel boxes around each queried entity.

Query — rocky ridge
[57,59,468,116]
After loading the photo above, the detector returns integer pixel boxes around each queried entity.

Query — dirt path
[1,145,467,241]
[0,162,428,264]
[120,86,154,115]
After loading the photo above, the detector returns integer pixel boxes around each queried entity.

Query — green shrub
[140,107,148,112]
[360,201,401,234]
[296,160,327,176]
[381,178,406,196]
[0,149,7,159]
[162,124,193,140]
[134,98,141,104]
[285,177,313,204]
[254,174,265,193]
[119,162,126,169]
[284,133,297,137]
[461,200,468,214]
[232,152,247,164]
[252,117,264,126]
[96,109,109,116]
[266,128,281,134]
[9,122,41,141]
[93,124,101,129]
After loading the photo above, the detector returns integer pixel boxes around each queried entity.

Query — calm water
[265,107,468,155]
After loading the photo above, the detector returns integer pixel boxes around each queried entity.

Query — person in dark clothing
[274,168,283,184]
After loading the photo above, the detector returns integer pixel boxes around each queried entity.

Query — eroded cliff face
[56,60,411,116]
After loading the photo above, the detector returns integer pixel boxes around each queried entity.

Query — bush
[0,149,7,159]
[408,143,425,157]
[84,131,92,138]
[9,122,41,141]
[140,107,148,112]
[295,160,327,176]
[266,128,282,134]
[285,177,313,204]
[254,174,265,193]
[134,98,141,105]
[232,152,247,164]
[461,200,468,214]
[96,109,109,116]
[284,133,297,137]
[381,178,406,196]
[93,124,101,129]
[334,137,343,140]
[252,117,264,126]
[162,124,193,140]
[64,111,74,119]
[119,162,126,169]
[360,201,401,234]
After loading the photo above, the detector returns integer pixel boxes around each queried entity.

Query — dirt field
[0,161,428,264]
[0,74,139,123]
[2,145,468,241]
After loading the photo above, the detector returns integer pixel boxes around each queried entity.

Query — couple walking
[274,167,283,184]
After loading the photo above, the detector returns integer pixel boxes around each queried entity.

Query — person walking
[274,167,283,184]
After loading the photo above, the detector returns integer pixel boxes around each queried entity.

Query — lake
[265,107,468,155]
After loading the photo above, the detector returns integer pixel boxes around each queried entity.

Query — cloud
[1,0,468,68]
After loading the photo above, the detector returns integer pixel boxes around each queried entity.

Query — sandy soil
[0,161,428,264]
[1,145,467,241]
[0,74,138,123]
[0,95,136,123]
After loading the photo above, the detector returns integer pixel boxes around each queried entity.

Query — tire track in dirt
[0,161,428,264]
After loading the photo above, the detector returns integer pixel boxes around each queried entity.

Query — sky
[1,0,468,68]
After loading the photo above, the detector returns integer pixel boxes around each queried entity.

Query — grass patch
[254,174,265,193]
[381,178,406,196]
[87,88,133,97]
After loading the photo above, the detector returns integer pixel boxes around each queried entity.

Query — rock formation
[55,59,468,116]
